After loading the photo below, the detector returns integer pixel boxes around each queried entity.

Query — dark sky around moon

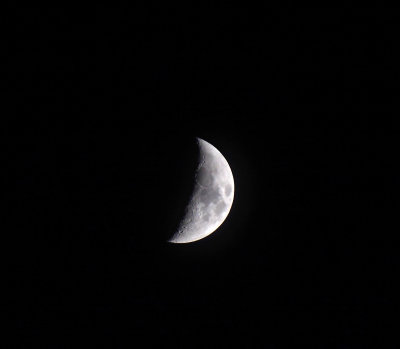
[6,6,399,348]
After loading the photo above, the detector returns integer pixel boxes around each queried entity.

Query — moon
[168,138,235,244]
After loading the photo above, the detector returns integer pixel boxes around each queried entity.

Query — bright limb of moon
[168,138,234,244]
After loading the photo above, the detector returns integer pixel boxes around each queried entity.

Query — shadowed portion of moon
[168,138,234,244]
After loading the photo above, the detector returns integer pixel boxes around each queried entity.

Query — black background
[6,5,399,348]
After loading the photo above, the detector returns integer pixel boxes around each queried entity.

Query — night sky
[7,6,399,348]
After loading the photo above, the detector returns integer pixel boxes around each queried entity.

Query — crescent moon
[168,138,235,244]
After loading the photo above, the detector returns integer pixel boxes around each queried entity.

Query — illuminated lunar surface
[168,138,234,244]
